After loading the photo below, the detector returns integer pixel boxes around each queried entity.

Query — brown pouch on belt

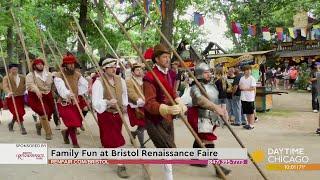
[135,108,144,119]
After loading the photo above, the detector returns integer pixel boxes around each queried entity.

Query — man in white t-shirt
[239,65,256,130]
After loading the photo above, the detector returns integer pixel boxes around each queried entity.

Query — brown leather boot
[117,166,129,179]
[8,120,15,132]
[35,122,42,136]
[40,116,52,140]
[61,129,70,144]
[20,123,27,135]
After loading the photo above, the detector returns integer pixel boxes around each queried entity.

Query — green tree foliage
[213,0,320,52]
[1,0,318,70]
[0,0,210,69]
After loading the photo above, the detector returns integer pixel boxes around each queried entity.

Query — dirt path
[0,91,319,180]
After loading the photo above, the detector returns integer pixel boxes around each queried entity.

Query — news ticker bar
[0,144,248,164]
[49,148,247,159]
[1,144,320,169]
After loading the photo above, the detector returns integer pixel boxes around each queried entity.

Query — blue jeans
[226,98,234,117]
[230,96,247,124]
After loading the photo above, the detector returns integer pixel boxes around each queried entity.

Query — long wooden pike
[89,16,145,101]
[75,25,151,147]
[47,30,99,147]
[51,26,99,126]
[33,18,62,125]
[81,94,99,124]
[0,40,23,133]
[35,17,98,128]
[10,9,51,131]
[133,1,269,179]
[102,1,227,179]
[72,15,152,180]
[37,27,98,147]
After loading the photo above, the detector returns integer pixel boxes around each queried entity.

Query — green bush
[296,63,310,90]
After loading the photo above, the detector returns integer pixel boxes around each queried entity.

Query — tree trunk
[255,1,263,51]
[16,35,27,75]
[77,0,88,70]
[5,2,14,64]
[140,17,146,56]
[6,26,14,63]
[160,0,176,46]
[97,0,106,57]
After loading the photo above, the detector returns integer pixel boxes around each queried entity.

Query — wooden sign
[238,54,254,66]
[255,55,266,64]
[213,57,238,68]
[237,54,254,61]
[293,11,308,28]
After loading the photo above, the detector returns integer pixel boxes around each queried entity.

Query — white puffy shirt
[53,76,88,99]
[92,77,128,114]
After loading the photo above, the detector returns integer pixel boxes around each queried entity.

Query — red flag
[236,22,242,34]
[276,27,284,41]
[194,12,204,26]
[199,15,204,26]
[231,22,239,34]
[262,27,269,32]
[248,25,256,36]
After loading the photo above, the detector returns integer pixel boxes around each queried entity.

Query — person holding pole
[187,62,231,177]
[143,44,187,180]
[3,63,27,135]
[92,56,129,178]
[126,63,146,148]
[26,58,55,140]
[54,54,88,148]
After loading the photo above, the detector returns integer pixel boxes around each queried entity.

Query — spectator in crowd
[239,65,257,130]
[228,68,246,126]
[271,67,277,88]
[171,61,181,93]
[289,66,298,89]
[226,68,235,123]
[265,67,273,88]
[309,62,320,113]
[237,67,248,124]
[275,67,283,90]
[283,68,290,90]
[214,68,229,122]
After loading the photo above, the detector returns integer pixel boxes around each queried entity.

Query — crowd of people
[179,65,258,130]
[263,62,320,114]
[265,66,298,90]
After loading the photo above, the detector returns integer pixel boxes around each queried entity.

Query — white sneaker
[313,110,319,113]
